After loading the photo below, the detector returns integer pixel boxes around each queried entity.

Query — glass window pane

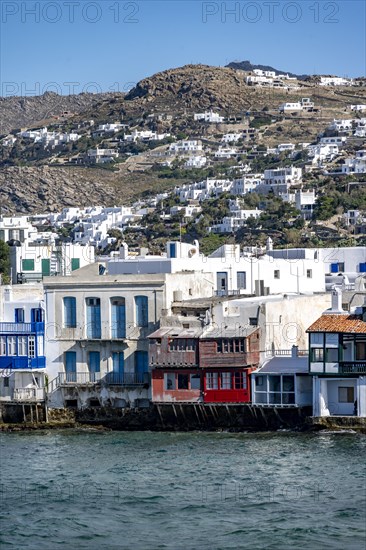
[190,374,200,390]
[165,373,176,390]
[282,376,294,392]
[221,372,232,389]
[177,374,189,389]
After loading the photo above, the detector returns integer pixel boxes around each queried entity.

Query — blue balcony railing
[104,372,149,386]
[0,356,46,370]
[0,322,45,335]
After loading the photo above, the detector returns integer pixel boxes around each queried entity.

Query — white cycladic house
[194,111,224,123]
[307,288,366,417]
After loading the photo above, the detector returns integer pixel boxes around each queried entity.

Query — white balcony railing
[12,387,45,401]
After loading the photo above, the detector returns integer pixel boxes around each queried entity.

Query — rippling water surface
[1,430,365,549]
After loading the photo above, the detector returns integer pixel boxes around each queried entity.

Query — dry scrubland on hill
[0,64,365,214]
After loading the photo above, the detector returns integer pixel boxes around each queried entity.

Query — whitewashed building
[308,288,366,417]
[194,111,224,123]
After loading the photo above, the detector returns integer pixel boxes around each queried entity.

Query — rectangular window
[237,271,246,289]
[31,308,43,323]
[135,296,148,327]
[177,373,189,390]
[15,308,25,323]
[312,348,324,362]
[338,386,354,403]
[28,336,35,358]
[234,339,245,353]
[326,348,338,362]
[86,298,101,339]
[37,336,44,357]
[0,336,6,355]
[217,272,227,291]
[282,375,295,392]
[18,336,27,356]
[274,270,280,279]
[255,376,264,388]
[206,372,218,390]
[269,375,281,392]
[63,297,77,328]
[237,372,247,390]
[190,374,201,390]
[165,373,176,390]
[307,269,312,278]
[217,340,223,353]
[310,333,324,345]
[359,262,366,273]
[4,377,9,388]
[22,259,34,271]
[356,342,366,360]
[8,336,16,356]
[221,372,232,390]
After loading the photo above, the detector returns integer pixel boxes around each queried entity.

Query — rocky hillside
[1,63,365,215]
[0,91,123,135]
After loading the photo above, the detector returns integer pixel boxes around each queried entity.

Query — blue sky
[1,1,365,96]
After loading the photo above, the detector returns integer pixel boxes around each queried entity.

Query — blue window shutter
[359,263,366,273]
[89,352,100,373]
[169,243,176,258]
[65,352,76,382]
[64,297,76,328]
[135,296,148,327]
[330,263,338,273]
[135,351,148,381]
[111,300,126,338]
[87,299,101,338]
[112,352,124,374]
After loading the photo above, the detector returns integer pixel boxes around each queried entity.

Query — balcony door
[111,298,126,338]
[86,298,101,339]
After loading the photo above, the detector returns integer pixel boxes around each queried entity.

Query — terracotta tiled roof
[307,314,366,334]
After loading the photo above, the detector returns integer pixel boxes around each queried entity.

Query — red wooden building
[149,327,203,403]
[149,324,260,404]
[199,327,260,403]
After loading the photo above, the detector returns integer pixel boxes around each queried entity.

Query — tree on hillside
[0,241,11,284]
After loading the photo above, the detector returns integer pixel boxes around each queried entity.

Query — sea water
[1,430,365,549]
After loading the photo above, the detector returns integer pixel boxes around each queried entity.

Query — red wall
[152,370,201,403]
[203,369,252,403]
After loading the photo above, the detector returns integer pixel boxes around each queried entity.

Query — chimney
[324,286,346,315]
[119,242,128,259]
